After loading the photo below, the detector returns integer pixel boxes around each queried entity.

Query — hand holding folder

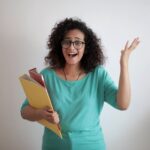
[19,68,62,138]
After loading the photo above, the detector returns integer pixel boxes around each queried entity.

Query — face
[61,29,85,66]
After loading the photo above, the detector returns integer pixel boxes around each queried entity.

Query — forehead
[64,29,84,40]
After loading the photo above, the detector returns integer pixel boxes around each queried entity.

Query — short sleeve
[103,70,119,109]
[20,98,29,110]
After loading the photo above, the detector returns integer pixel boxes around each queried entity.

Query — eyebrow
[64,37,83,40]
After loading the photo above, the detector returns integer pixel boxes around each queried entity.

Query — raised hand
[120,37,140,66]
[117,37,140,110]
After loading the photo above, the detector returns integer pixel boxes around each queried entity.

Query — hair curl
[45,17,105,73]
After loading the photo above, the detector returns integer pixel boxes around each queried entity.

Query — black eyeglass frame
[61,40,85,49]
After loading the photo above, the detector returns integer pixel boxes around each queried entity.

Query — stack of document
[19,68,62,138]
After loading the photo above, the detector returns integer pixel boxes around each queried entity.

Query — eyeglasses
[61,40,85,49]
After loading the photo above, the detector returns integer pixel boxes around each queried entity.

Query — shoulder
[92,65,107,76]
[91,65,111,83]
[40,67,54,76]
[92,65,115,87]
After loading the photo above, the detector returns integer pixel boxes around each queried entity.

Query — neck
[63,64,82,80]
[64,64,81,76]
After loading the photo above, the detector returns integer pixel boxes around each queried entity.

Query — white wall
[0,0,150,149]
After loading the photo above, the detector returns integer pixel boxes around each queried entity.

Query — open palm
[120,37,140,66]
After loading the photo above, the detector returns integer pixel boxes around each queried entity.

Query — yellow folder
[19,74,62,138]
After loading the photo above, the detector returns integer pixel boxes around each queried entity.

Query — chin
[66,62,79,65]
[66,60,80,65]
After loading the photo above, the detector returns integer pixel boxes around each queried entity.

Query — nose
[69,42,75,50]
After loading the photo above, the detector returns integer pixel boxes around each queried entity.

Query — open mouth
[68,53,78,57]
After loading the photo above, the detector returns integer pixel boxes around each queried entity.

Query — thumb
[43,106,53,112]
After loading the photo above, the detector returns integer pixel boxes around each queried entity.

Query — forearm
[116,37,139,110]
[21,105,60,124]
[117,64,131,110]
[21,105,43,121]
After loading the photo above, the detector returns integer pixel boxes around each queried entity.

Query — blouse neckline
[50,68,91,84]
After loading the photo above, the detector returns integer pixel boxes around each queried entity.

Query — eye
[65,40,70,44]
[74,41,82,46]
[62,40,71,45]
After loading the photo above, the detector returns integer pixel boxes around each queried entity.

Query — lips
[68,52,78,57]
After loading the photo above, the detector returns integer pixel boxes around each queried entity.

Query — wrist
[35,109,43,120]
[120,60,129,68]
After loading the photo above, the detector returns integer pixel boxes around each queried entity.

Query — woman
[20,18,140,150]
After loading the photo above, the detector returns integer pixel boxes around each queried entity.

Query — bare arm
[117,37,140,110]
[21,105,60,124]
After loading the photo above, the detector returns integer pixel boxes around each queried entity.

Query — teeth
[69,53,77,55]
[68,53,77,57]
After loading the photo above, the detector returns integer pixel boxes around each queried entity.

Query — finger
[47,109,53,113]
[47,116,54,123]
[43,106,53,113]
[131,38,138,45]
[51,112,58,118]
[135,37,140,45]
[47,115,57,123]
[129,37,140,49]
[46,111,58,118]
[49,115,60,124]
[124,41,129,50]
[44,110,54,117]
[134,40,140,48]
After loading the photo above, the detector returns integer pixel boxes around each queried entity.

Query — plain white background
[0,0,150,149]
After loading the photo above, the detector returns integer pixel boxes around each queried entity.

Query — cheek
[79,48,85,57]
[62,49,66,56]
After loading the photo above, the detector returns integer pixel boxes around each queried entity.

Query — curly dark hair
[45,17,105,73]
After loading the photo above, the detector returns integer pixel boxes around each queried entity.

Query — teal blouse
[21,65,119,150]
